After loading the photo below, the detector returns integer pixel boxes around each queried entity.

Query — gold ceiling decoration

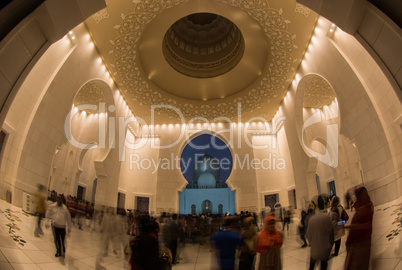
[294,3,311,17]
[303,76,336,108]
[163,13,245,78]
[91,9,110,23]
[85,0,317,123]
[73,82,106,113]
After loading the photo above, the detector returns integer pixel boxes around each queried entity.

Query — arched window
[191,204,196,215]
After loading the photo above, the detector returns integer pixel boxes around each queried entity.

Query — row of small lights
[68,28,287,134]
[69,29,139,123]
[69,29,145,138]
[141,122,280,128]
[303,98,338,112]
[274,18,339,118]
[251,120,285,136]
[68,18,337,136]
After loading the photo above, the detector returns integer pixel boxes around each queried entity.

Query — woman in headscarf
[344,187,374,270]
[256,216,283,270]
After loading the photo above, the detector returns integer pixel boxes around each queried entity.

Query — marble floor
[0,197,400,270]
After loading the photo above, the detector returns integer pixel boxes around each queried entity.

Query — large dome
[194,154,220,184]
[163,12,244,78]
[197,172,216,189]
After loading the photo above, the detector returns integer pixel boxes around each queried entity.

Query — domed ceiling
[85,0,318,124]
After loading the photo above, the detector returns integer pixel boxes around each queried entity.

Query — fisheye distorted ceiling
[84,0,318,123]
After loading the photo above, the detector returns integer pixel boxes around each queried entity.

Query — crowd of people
[34,185,374,270]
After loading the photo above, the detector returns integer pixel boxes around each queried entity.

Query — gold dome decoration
[111,0,298,118]
[73,82,106,113]
[163,13,245,78]
[85,0,318,123]
[303,77,336,109]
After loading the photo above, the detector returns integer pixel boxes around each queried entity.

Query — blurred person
[309,201,317,213]
[100,207,116,256]
[114,208,129,256]
[161,217,171,248]
[304,207,315,232]
[185,215,195,243]
[282,207,291,231]
[34,184,47,237]
[298,209,308,248]
[76,200,86,230]
[329,196,348,257]
[306,195,334,270]
[274,203,283,228]
[129,214,161,270]
[344,187,373,270]
[168,214,181,265]
[45,194,72,257]
[91,209,102,232]
[96,207,116,268]
[344,191,351,210]
[239,216,257,270]
[256,216,283,270]
[211,217,242,270]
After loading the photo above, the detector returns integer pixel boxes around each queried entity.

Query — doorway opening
[117,192,126,211]
[91,178,97,203]
[328,180,336,197]
[288,189,297,209]
[202,200,212,215]
[77,185,86,201]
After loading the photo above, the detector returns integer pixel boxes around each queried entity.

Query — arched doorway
[202,200,212,215]
[178,133,236,215]
[218,204,223,216]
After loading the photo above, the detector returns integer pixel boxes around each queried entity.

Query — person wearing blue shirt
[211,217,243,270]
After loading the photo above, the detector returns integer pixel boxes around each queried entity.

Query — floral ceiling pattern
[73,82,106,113]
[85,0,318,123]
[303,76,336,108]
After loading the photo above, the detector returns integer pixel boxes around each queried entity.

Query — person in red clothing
[256,216,283,270]
[344,187,373,270]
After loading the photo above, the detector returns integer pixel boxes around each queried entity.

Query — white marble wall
[289,17,401,206]
[252,127,296,211]
[0,34,75,206]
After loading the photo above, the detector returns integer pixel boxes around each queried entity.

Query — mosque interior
[0,0,401,263]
